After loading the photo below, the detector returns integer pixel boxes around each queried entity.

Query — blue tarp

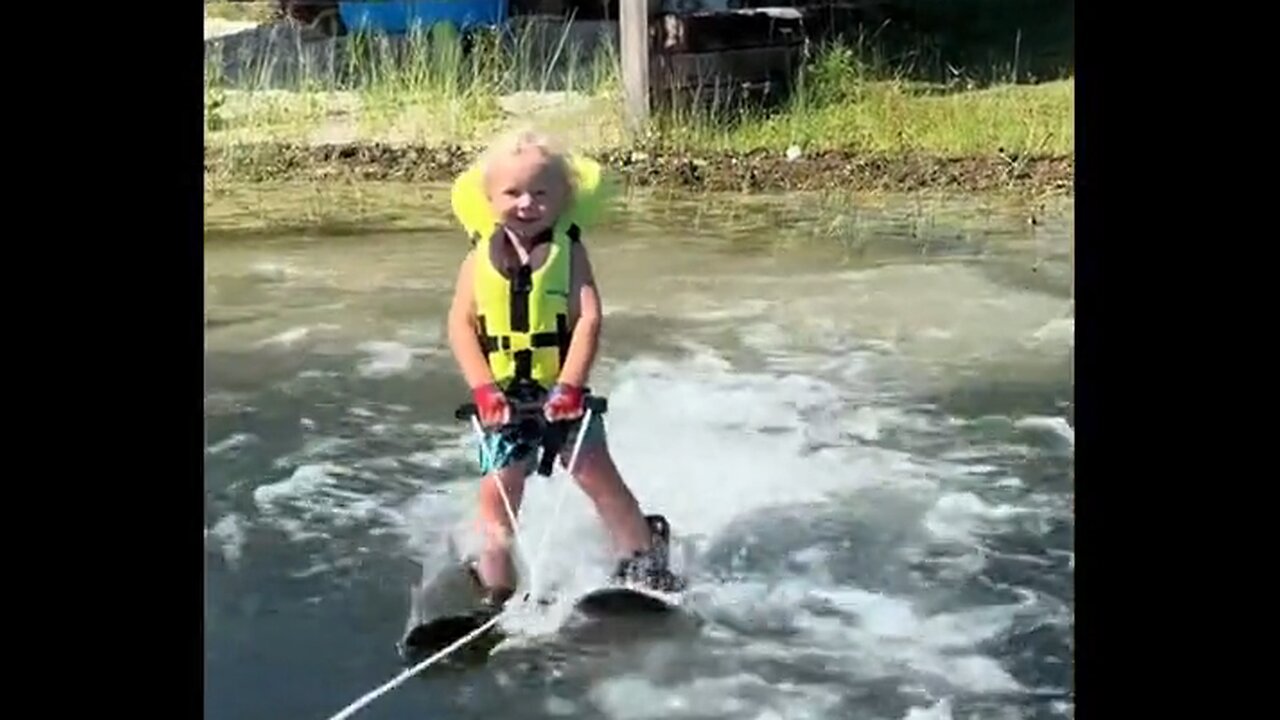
[338,1,509,34]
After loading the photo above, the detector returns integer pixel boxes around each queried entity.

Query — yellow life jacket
[450,153,614,392]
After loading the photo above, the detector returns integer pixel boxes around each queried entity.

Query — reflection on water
[205,186,1072,720]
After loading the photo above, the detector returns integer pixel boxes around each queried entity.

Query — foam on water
[903,698,953,720]
[212,312,1066,718]
[206,432,258,456]
[1025,317,1074,347]
[923,492,1034,544]
[694,578,1025,695]
[247,261,298,282]
[1015,415,1075,446]
[364,348,1057,717]
[254,325,339,349]
[355,341,416,378]
[208,513,247,566]
[591,673,844,720]
[477,352,940,601]
[544,695,579,716]
[205,196,1072,720]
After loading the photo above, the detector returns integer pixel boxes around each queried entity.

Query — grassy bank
[204,16,1073,195]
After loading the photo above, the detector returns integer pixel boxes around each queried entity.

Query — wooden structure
[620,1,654,129]
[619,2,889,125]
[648,7,807,114]
[261,1,889,125]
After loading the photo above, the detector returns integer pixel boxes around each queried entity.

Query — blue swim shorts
[476,411,607,475]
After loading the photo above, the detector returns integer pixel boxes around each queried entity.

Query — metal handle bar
[454,395,608,423]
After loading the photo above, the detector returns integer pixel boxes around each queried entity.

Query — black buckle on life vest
[497,333,563,351]
[476,318,566,356]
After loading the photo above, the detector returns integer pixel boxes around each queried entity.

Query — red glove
[472,383,509,427]
[543,383,584,422]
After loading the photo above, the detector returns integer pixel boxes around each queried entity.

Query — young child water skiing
[444,129,684,613]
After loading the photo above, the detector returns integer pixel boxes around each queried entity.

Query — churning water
[205,188,1073,720]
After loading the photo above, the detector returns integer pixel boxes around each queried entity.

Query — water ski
[397,609,505,667]
[573,584,682,617]
[396,560,514,668]
[563,583,698,650]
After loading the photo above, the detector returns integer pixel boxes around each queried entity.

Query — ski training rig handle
[454,395,609,423]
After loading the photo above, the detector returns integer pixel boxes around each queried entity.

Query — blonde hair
[478,127,576,197]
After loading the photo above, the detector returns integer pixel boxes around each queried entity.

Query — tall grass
[655,41,1072,157]
[203,15,1072,159]
[205,18,624,147]
[205,0,276,24]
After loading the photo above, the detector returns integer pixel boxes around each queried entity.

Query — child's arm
[557,241,601,388]
[446,251,496,389]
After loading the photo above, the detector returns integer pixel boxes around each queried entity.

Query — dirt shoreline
[206,142,1073,195]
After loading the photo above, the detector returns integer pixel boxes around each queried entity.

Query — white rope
[322,405,596,720]
[526,407,593,599]
[471,408,592,596]
[325,611,504,720]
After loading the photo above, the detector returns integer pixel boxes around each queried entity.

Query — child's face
[484,151,569,238]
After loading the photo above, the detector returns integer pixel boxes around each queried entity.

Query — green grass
[204,18,1073,163]
[652,41,1071,157]
[666,78,1072,157]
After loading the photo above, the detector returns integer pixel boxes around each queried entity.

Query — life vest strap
[510,265,532,332]
[479,331,564,354]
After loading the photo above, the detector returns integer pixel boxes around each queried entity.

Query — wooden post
[620,0,651,133]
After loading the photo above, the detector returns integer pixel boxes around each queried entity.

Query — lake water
[204,187,1073,720]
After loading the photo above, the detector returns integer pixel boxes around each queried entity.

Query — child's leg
[558,414,653,557]
[473,431,536,599]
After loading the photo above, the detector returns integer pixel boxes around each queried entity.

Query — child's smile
[485,149,569,238]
